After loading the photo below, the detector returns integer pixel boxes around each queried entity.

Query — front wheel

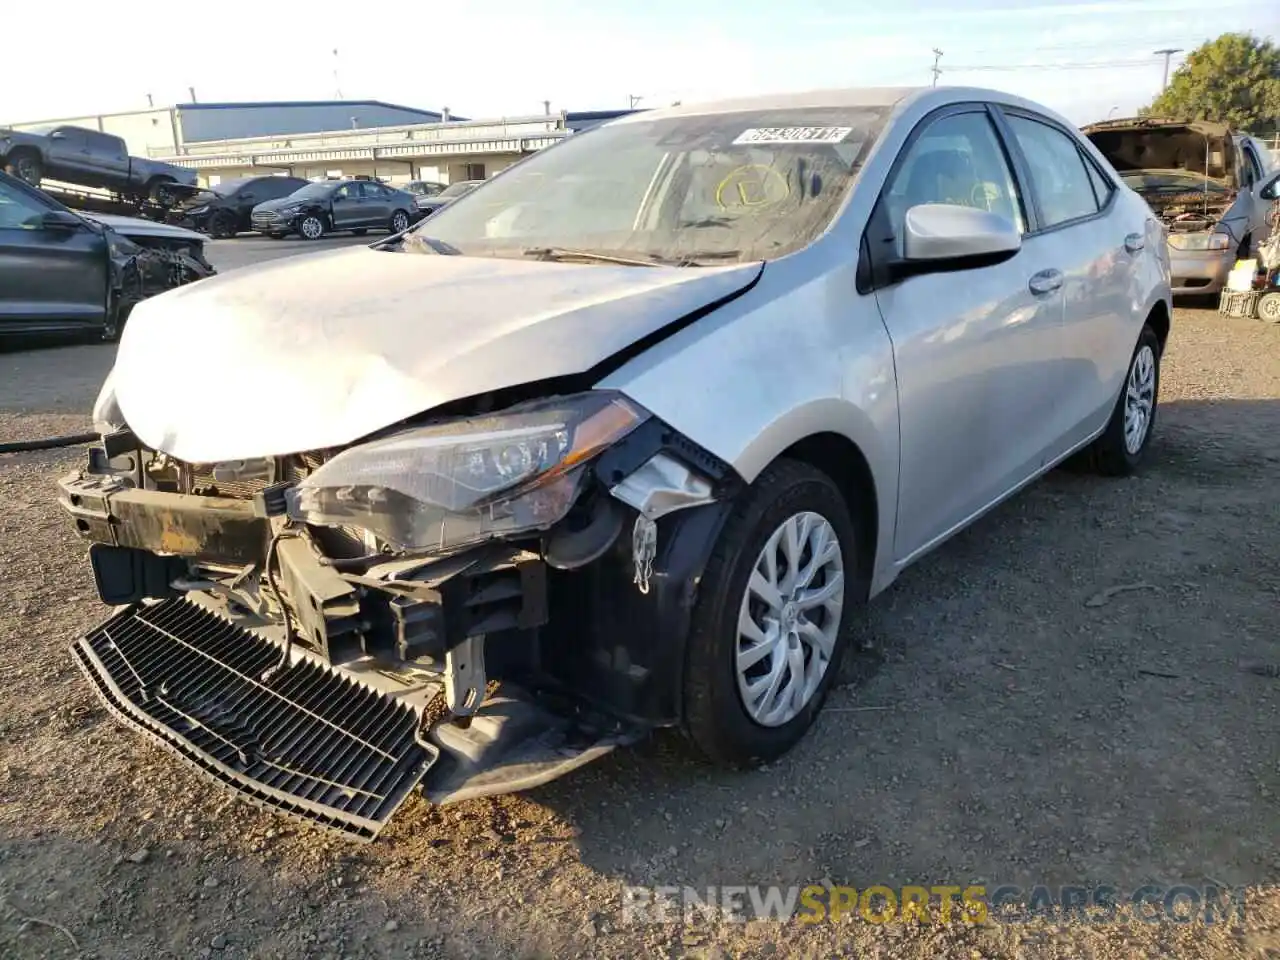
[1088,324,1161,476]
[298,214,326,240]
[209,210,238,239]
[682,459,858,767]
[389,209,410,234]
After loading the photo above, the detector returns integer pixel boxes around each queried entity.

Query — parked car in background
[250,179,418,239]
[174,175,310,239]
[401,179,447,201]
[65,85,1171,839]
[0,171,213,341]
[1083,117,1280,296]
[415,179,483,217]
[0,125,197,205]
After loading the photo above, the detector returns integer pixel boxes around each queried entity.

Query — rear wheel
[682,459,858,767]
[1257,292,1280,323]
[298,214,326,240]
[147,177,176,206]
[5,150,43,187]
[1088,324,1161,476]
[389,209,410,234]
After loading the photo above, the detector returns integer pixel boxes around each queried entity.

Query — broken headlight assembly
[286,391,649,552]
[1167,231,1231,252]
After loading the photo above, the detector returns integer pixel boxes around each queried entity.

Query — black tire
[682,459,859,767]
[298,214,326,240]
[388,209,411,234]
[1088,324,1161,476]
[209,210,238,239]
[351,228,368,236]
[147,178,176,206]
[5,150,43,187]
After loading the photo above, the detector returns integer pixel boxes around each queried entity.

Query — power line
[945,58,1172,72]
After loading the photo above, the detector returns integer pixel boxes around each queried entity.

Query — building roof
[176,99,450,116]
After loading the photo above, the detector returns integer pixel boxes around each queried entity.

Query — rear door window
[1004,115,1100,228]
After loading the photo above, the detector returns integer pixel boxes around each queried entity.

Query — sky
[4,0,1278,127]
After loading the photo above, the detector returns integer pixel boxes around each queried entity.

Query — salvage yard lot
[1,296,1278,958]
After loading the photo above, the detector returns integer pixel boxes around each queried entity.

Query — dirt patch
[1,308,1277,959]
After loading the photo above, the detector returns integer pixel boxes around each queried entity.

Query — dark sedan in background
[415,179,483,217]
[250,179,418,240]
[174,175,309,238]
[0,171,213,341]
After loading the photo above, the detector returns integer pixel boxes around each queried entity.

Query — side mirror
[1260,173,1280,202]
[40,209,83,231]
[902,203,1021,264]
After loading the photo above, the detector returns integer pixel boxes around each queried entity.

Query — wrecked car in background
[1084,117,1279,296]
[60,85,1170,841]
[0,171,213,340]
[173,175,310,239]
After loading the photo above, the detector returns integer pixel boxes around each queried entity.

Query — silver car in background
[61,86,1171,839]
[1083,118,1280,295]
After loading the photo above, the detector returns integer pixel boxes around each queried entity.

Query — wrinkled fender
[599,258,901,593]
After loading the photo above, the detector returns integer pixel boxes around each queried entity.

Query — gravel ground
[0,304,1277,959]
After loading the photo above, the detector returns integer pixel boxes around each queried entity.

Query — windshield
[406,106,888,264]
[439,181,479,198]
[1120,170,1231,194]
[286,181,337,201]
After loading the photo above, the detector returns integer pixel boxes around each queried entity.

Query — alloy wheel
[300,216,323,240]
[391,211,409,233]
[1123,344,1156,454]
[735,510,845,728]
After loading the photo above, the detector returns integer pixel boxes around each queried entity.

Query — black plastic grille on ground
[71,597,435,841]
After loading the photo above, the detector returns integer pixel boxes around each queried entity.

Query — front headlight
[286,391,649,551]
[1168,231,1231,252]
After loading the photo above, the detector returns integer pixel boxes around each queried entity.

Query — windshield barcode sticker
[732,126,854,145]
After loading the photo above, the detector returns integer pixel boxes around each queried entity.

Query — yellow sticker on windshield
[732,126,853,145]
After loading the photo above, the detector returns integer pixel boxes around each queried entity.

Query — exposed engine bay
[101,223,215,330]
[59,388,740,839]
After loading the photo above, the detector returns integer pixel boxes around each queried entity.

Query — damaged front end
[105,229,215,337]
[1083,118,1243,293]
[59,390,738,840]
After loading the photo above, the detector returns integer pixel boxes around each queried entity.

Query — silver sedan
[66,85,1172,835]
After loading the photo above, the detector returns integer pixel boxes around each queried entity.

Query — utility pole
[333,48,344,99]
[931,48,944,87]
[1153,48,1182,91]
[628,94,644,109]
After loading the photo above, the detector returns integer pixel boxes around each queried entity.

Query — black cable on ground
[0,432,99,454]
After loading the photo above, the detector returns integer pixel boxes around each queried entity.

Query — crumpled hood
[107,246,762,463]
[86,213,208,245]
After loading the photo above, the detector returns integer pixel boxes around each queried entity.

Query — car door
[359,182,391,226]
[996,109,1134,454]
[1239,140,1274,249]
[45,127,89,180]
[0,178,107,332]
[83,131,130,188]
[330,183,360,229]
[866,104,1068,561]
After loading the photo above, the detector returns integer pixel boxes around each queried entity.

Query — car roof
[606,85,1075,131]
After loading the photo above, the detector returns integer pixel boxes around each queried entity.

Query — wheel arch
[1146,297,1171,354]
[773,433,879,600]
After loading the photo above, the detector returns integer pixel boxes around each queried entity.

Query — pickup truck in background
[0,125,197,206]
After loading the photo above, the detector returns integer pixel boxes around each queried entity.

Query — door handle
[1028,268,1063,296]
[1124,232,1145,253]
